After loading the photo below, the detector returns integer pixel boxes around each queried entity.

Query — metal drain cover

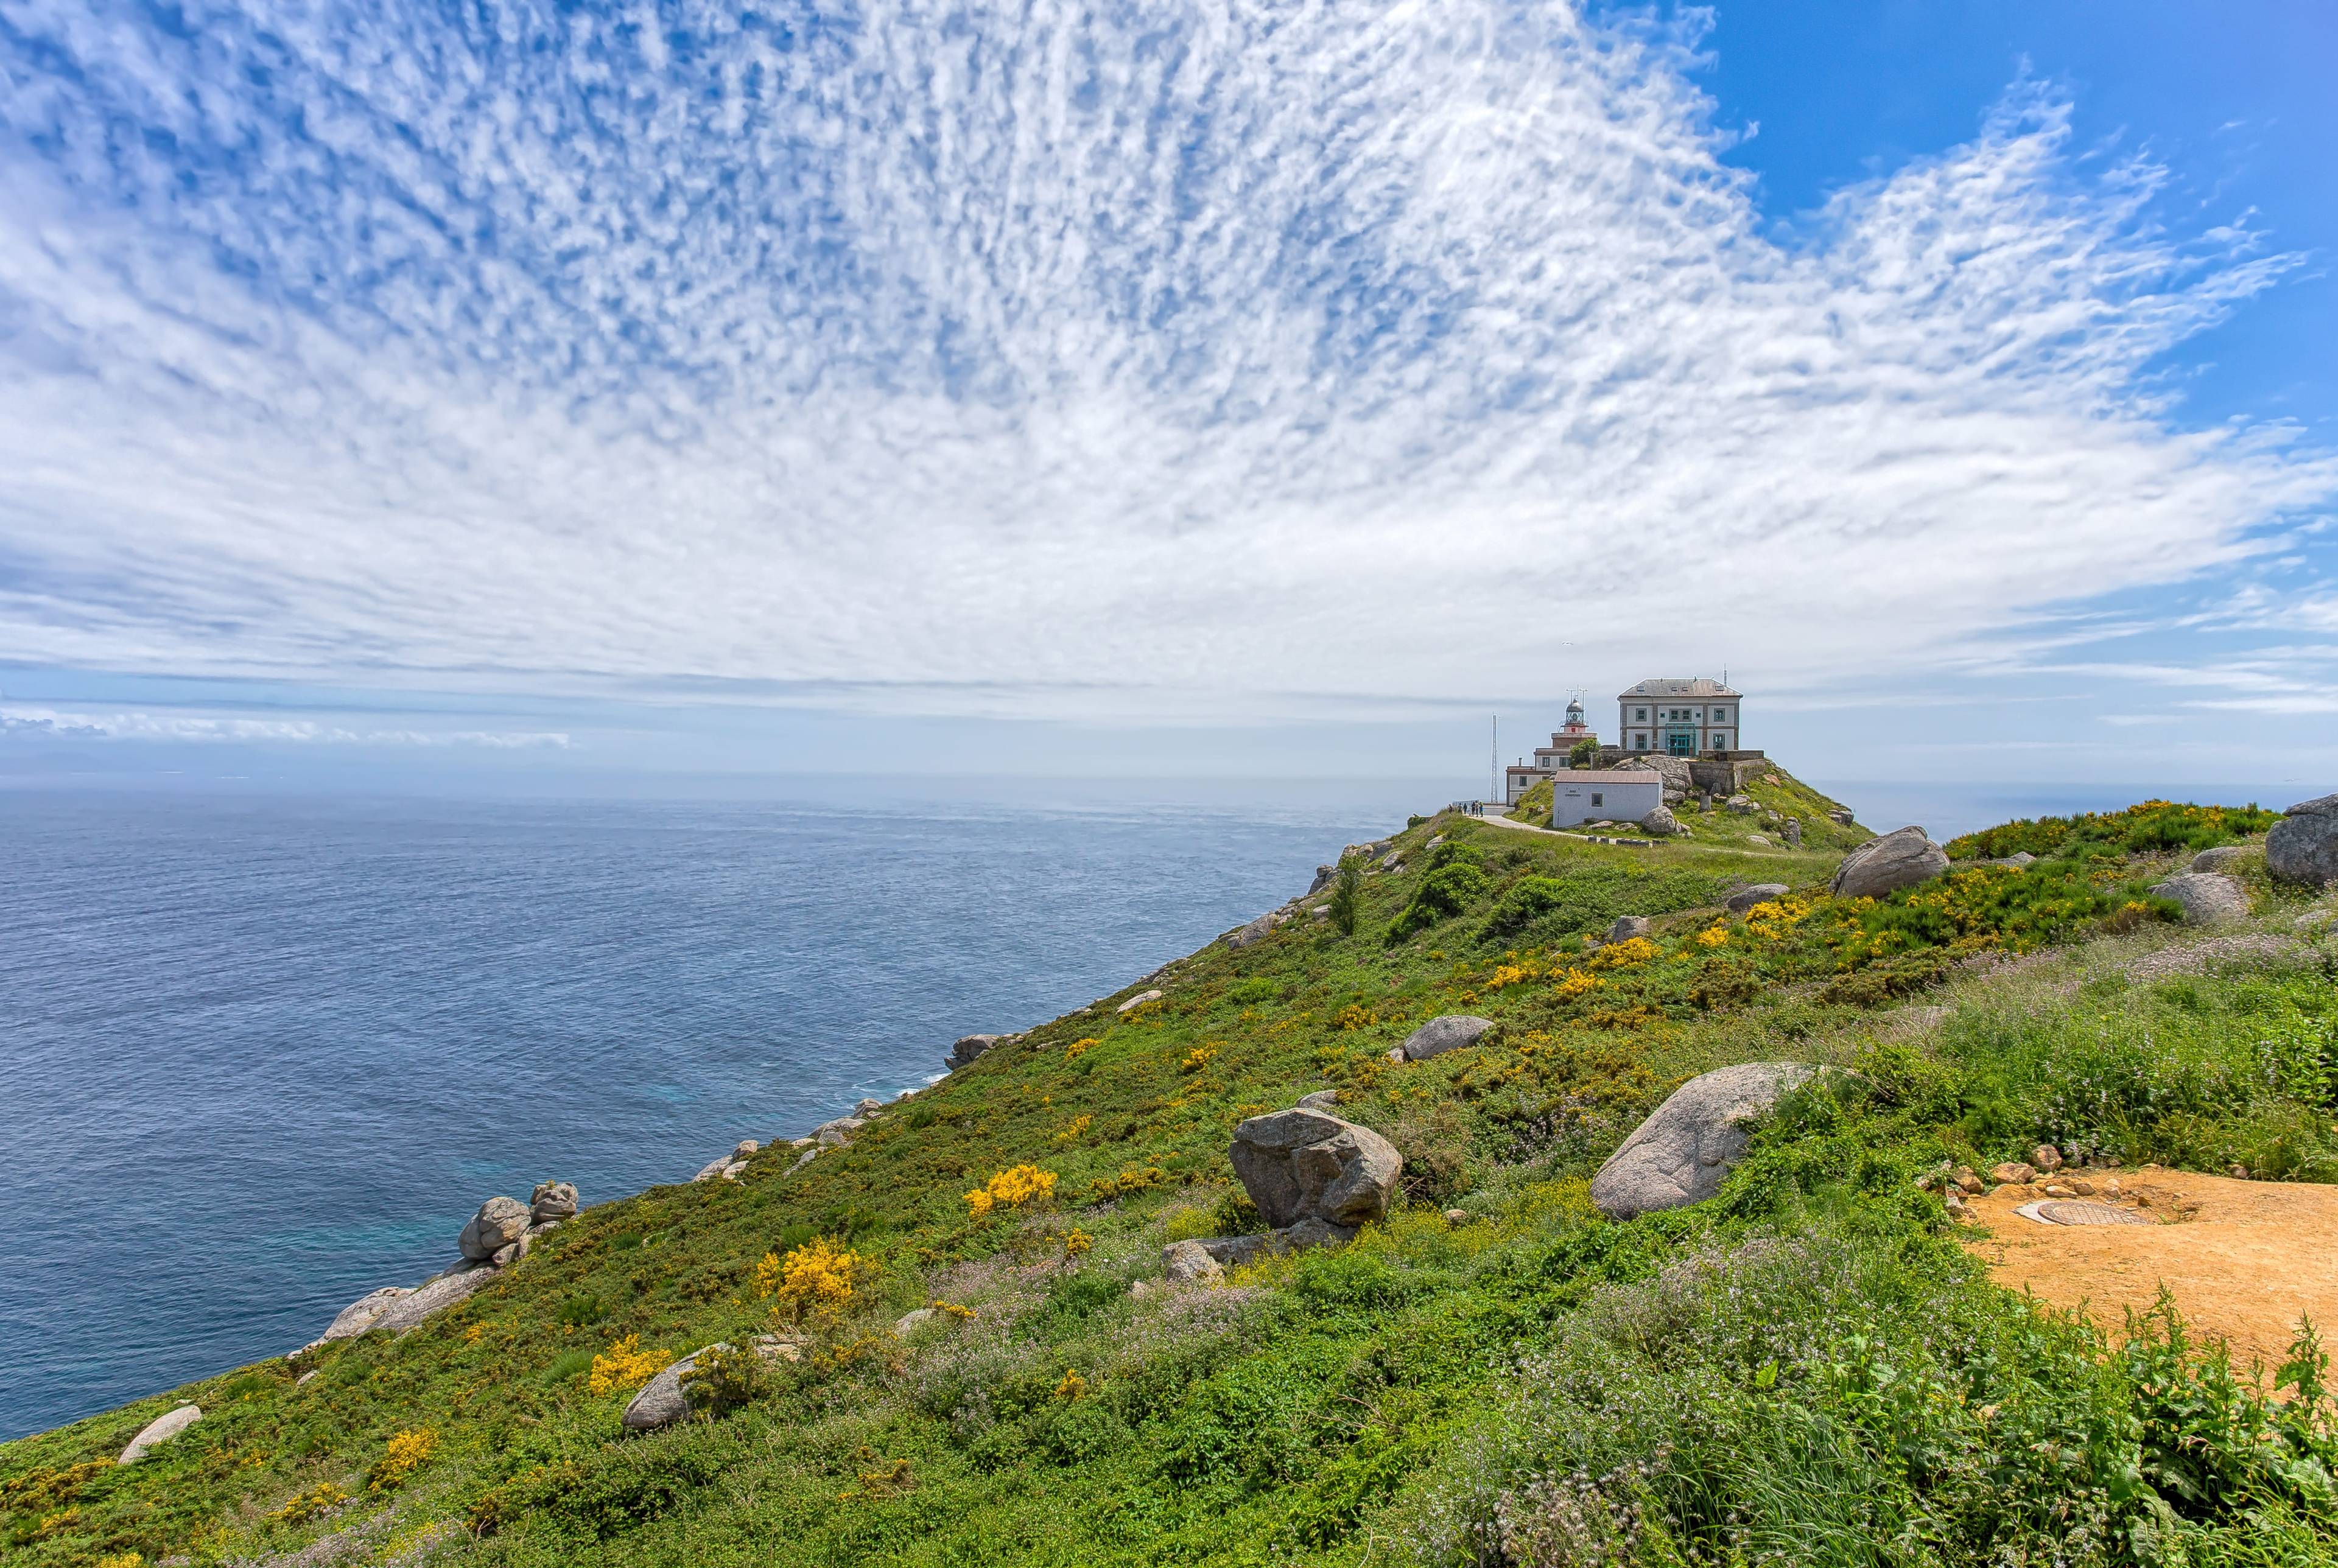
[2017,1200,2154,1227]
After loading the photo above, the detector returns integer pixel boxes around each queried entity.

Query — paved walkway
[1472,810,1799,860]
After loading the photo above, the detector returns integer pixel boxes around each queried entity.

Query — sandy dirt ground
[1962,1168,2338,1378]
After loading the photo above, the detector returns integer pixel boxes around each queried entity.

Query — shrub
[681,1342,768,1418]
[1227,977,1279,1005]
[587,1335,673,1397]
[1329,859,1365,937]
[1389,857,1491,943]
[367,1428,435,1493]
[1947,799,2278,861]
[966,1164,1059,1218]
[755,1238,875,1316]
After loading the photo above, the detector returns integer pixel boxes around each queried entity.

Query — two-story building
[1617,678,1741,755]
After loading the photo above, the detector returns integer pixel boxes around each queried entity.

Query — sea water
[0,788,1400,1439]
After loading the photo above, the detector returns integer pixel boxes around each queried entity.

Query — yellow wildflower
[1055,1368,1087,1401]
[1064,1037,1099,1059]
[1550,968,1598,999]
[1064,1228,1093,1257]
[757,1239,874,1312]
[587,1334,673,1396]
[1694,925,1730,948]
[369,1429,437,1492]
[965,1164,1058,1218]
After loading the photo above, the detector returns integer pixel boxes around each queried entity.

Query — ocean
[0,786,1409,1440]
[1,774,2295,1440]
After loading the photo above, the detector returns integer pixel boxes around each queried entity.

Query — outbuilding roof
[1550,770,1667,784]
[1617,677,1739,699]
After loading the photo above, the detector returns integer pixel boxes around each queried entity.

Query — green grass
[6,800,2336,1567]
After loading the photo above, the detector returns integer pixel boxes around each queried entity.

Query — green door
[1665,729,1696,755]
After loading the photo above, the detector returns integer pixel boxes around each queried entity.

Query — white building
[1617,678,1742,757]
[1548,771,1663,830]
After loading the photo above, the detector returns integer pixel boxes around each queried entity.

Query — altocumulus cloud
[0,0,2330,716]
[0,707,571,747]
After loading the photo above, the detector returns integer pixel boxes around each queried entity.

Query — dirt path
[1962,1169,2338,1377]
[1471,812,1797,859]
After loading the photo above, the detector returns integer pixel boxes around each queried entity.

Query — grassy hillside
[1504,761,1868,859]
[7,801,2336,1568]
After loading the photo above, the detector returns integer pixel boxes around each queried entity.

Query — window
[1590,793,1603,807]
[1634,707,1647,721]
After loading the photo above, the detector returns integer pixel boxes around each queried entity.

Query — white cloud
[0,1,2329,720]
[0,706,571,747]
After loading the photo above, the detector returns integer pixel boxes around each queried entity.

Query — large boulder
[2189,845,2250,875]
[622,1349,704,1431]
[1227,911,1280,949]
[2149,872,2248,925]
[1589,1062,1815,1220]
[1724,883,1789,914]
[946,1034,1002,1070]
[1397,1015,1495,1062]
[1607,916,1653,942]
[119,1404,202,1465]
[529,1181,578,1224]
[1229,1108,1402,1231]
[458,1197,530,1262]
[321,1286,412,1342]
[1640,805,1680,838]
[376,1263,497,1335]
[2269,796,2338,889]
[1830,827,1949,900]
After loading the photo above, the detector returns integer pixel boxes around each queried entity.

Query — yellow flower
[1055,1113,1093,1145]
[587,1334,674,1396]
[1065,1037,1100,1059]
[1550,968,1598,999]
[369,1428,437,1492]
[1055,1368,1087,1401]
[1333,1004,1375,1031]
[1064,1228,1093,1257]
[965,1164,1058,1217]
[1588,936,1660,970]
[756,1239,875,1312]
[1484,962,1536,990]
[1694,925,1730,948]
[1180,1042,1219,1073]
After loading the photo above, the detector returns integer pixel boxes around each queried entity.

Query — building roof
[1551,770,1666,784]
[1618,677,1739,699]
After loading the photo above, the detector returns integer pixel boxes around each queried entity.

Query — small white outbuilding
[1548,771,1664,830]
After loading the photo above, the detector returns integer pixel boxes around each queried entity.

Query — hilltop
[7,788,2338,1567]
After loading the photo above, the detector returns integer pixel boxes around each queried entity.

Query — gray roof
[1618,677,1739,699]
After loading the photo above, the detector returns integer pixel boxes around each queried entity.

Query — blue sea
[1,774,2297,1441]
[0,785,1416,1441]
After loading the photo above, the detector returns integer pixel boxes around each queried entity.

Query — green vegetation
[5,800,2334,1567]
[1507,777,1555,823]
[1949,800,2282,862]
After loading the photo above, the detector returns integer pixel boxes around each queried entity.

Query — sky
[1,0,2333,799]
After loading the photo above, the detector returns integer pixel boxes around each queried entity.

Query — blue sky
[1,0,2333,797]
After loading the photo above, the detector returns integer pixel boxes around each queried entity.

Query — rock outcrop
[1162,1240,1226,1285]
[1640,805,1680,838]
[2149,872,2248,925]
[321,1286,413,1342]
[1589,1062,1815,1220]
[1227,911,1280,949]
[1830,827,1949,900]
[1724,883,1789,914]
[946,1034,1003,1070]
[1296,1089,1340,1111]
[1115,990,1164,1013]
[119,1404,202,1465]
[530,1181,578,1224]
[1228,1108,1402,1231]
[1616,754,1692,805]
[458,1197,530,1262]
[375,1264,496,1335]
[1606,916,1653,942]
[2189,845,2250,875]
[2269,795,2338,889]
[1396,1014,1495,1062]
